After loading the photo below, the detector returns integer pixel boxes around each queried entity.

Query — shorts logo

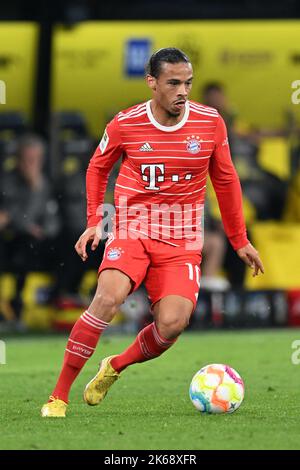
[186,136,201,154]
[107,247,123,260]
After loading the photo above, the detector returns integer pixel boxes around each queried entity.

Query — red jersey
[86,100,249,251]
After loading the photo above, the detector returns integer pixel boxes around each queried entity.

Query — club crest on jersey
[107,247,123,261]
[185,136,201,154]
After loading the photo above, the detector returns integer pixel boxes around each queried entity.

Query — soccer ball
[189,364,244,414]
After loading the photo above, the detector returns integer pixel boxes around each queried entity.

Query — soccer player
[41,48,264,417]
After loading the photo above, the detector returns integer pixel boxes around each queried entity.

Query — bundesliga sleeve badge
[99,128,109,154]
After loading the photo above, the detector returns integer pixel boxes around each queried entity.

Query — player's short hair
[146,48,191,78]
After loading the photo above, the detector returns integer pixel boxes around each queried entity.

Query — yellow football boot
[84,355,120,406]
[41,396,67,418]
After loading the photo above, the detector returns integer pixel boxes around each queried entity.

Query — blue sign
[125,39,152,77]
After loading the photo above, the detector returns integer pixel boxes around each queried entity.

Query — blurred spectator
[202,82,288,288]
[284,144,300,221]
[0,134,60,323]
[53,163,104,305]
[48,111,103,306]
[201,200,230,291]
[202,83,288,220]
[202,82,252,142]
[201,83,247,289]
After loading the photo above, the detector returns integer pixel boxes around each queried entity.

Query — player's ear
[146,74,157,91]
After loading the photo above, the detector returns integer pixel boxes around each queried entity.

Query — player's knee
[90,291,119,320]
[96,292,118,313]
[158,313,190,337]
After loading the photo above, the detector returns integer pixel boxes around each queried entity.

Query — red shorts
[99,235,202,310]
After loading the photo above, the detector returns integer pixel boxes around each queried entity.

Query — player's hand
[237,242,264,277]
[75,226,101,261]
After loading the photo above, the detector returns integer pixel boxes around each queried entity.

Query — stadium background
[0,0,300,452]
[0,1,300,332]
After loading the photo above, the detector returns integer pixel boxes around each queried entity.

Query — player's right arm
[75,116,123,261]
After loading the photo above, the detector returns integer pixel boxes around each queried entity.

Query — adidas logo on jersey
[139,142,153,151]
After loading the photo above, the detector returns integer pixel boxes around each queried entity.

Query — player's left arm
[209,115,264,277]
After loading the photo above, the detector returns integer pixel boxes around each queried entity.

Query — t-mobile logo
[141,163,165,190]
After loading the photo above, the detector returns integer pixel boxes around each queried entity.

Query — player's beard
[166,106,182,118]
[169,111,181,117]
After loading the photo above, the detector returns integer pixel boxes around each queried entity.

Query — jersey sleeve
[86,115,123,228]
[209,115,249,251]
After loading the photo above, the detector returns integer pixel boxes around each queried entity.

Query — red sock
[51,311,109,403]
[111,322,177,373]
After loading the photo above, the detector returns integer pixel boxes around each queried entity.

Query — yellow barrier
[0,23,39,121]
[245,222,300,290]
[258,137,290,180]
[52,20,300,136]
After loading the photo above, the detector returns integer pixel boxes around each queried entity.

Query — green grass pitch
[0,329,300,450]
